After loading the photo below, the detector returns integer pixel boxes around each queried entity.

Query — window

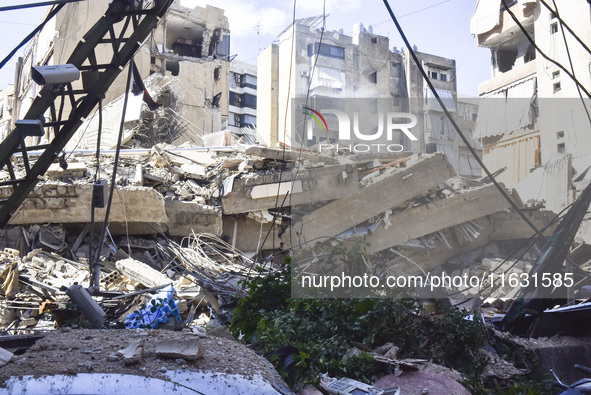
[551,22,558,34]
[371,37,378,44]
[556,130,564,139]
[440,73,447,82]
[243,93,257,109]
[429,70,438,80]
[390,62,401,78]
[553,82,561,93]
[557,142,565,154]
[552,70,560,80]
[307,42,345,59]
[472,113,478,121]
[497,47,518,72]
[243,114,256,127]
[525,44,536,63]
[369,72,377,84]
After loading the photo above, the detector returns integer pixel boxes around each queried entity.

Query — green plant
[229,257,291,342]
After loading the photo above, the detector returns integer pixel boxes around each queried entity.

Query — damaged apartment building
[257,17,482,178]
[472,0,591,198]
[0,0,231,149]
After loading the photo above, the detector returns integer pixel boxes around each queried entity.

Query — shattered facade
[0,0,231,150]
[472,0,591,188]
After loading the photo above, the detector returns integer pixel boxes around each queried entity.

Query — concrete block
[0,347,13,367]
[222,163,358,214]
[115,258,171,288]
[117,341,144,365]
[207,325,235,341]
[155,339,204,361]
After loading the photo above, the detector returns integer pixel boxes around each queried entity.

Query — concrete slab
[155,339,203,361]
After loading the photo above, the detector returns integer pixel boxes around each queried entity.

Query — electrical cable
[288,0,327,258]
[251,0,297,267]
[0,3,65,71]
[500,0,591,100]
[0,0,84,12]
[382,0,546,239]
[90,61,134,290]
[88,99,103,286]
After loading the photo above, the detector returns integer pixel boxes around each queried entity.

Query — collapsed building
[0,0,231,146]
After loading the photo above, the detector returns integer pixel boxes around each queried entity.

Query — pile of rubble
[0,144,589,329]
[0,141,590,393]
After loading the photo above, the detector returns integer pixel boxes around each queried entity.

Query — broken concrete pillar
[222,215,289,252]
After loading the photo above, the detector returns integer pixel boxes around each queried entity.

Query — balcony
[476,1,535,48]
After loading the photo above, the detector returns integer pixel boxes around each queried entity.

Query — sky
[0,1,48,91]
[0,0,492,96]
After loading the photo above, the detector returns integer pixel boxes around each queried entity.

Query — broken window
[390,62,401,78]
[369,72,377,84]
[166,60,179,76]
[557,142,565,153]
[525,44,536,63]
[171,37,201,58]
[497,47,518,73]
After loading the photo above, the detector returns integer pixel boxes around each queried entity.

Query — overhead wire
[0,3,65,71]
[538,0,591,57]
[382,0,546,239]
[290,0,327,253]
[90,61,134,290]
[251,0,298,268]
[88,99,103,286]
[0,0,84,12]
